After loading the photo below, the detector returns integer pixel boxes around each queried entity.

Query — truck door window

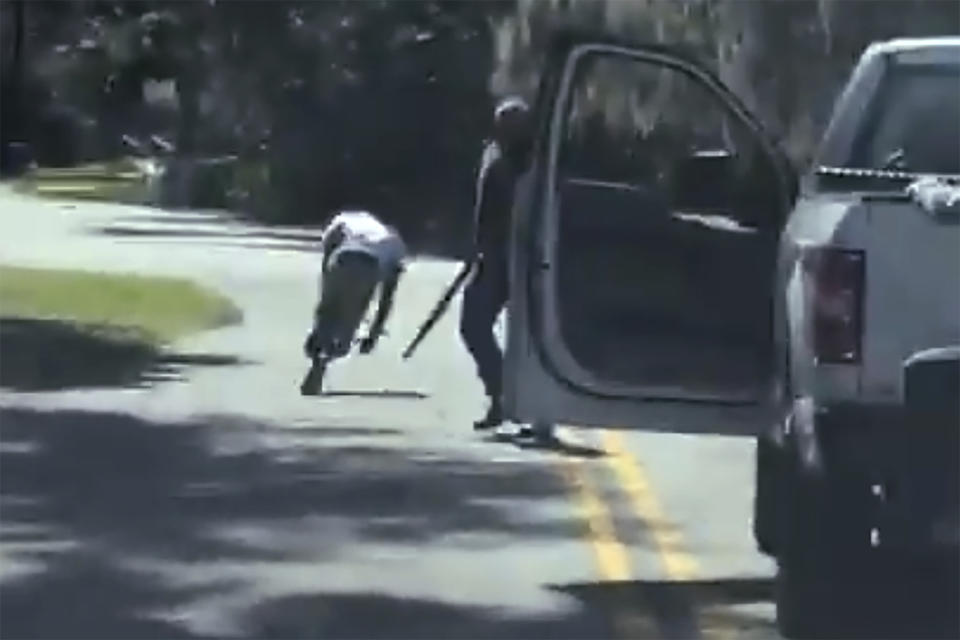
[550,52,783,395]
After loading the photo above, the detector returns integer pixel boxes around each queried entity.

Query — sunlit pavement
[1,186,952,639]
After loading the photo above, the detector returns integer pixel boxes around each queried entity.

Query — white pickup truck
[498,33,959,637]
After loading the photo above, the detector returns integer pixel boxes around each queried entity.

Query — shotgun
[402,260,474,360]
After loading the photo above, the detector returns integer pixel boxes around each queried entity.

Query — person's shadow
[486,430,605,459]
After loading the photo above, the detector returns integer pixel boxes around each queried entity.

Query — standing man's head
[493,96,531,157]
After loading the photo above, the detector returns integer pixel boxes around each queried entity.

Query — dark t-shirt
[473,141,523,264]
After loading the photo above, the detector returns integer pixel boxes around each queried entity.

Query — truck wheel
[776,502,837,638]
[777,561,840,639]
[779,541,884,640]
[775,461,866,639]
[753,433,781,556]
[754,369,792,557]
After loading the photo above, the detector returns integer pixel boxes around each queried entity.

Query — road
[0,186,946,640]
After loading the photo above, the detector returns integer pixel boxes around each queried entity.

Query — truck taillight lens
[805,248,865,364]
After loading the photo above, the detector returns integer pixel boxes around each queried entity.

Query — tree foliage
[2,0,957,244]
[492,0,959,162]
[2,0,513,248]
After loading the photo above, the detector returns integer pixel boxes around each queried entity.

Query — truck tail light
[805,248,865,364]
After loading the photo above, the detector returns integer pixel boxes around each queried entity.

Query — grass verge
[0,265,242,345]
[12,157,158,204]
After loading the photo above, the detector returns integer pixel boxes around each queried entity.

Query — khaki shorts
[315,250,380,356]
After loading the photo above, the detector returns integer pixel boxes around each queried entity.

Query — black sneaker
[473,403,504,431]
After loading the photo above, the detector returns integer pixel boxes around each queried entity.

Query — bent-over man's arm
[319,219,346,274]
[368,264,402,342]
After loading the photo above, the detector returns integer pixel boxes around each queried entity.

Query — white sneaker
[517,421,555,442]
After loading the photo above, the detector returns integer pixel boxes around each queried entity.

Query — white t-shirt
[322,210,406,276]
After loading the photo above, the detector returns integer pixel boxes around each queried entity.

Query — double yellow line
[601,431,699,582]
[559,454,632,582]
[559,429,731,639]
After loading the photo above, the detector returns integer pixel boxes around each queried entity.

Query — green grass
[0,265,242,345]
[13,156,156,203]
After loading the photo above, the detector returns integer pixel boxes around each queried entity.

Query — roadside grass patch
[13,157,158,204]
[0,265,241,346]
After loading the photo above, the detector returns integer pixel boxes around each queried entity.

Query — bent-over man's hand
[358,334,378,354]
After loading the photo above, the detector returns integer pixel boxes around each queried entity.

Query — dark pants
[459,257,509,402]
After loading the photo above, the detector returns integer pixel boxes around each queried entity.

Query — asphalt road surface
[0,186,953,640]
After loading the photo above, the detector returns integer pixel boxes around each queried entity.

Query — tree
[493,0,960,164]
[0,0,27,173]
[5,0,520,247]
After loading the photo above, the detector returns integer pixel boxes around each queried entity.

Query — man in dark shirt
[460,97,531,431]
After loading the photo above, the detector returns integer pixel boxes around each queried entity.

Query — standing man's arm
[471,142,502,262]
[474,153,514,266]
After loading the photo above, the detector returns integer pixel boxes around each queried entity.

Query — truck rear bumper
[796,397,959,555]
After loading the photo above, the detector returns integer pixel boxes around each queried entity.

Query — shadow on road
[555,572,960,640]
[0,317,251,391]
[513,436,606,459]
[265,425,404,438]
[320,390,429,399]
[4,404,952,639]
[554,578,773,639]
[0,553,237,640]
[0,406,581,638]
[95,225,323,244]
[90,214,470,261]
[487,431,606,459]
[220,240,318,253]
[244,591,612,640]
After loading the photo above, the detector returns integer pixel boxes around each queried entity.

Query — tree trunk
[176,71,199,155]
[11,0,25,94]
[1,0,28,173]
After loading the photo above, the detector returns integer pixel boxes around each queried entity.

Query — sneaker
[473,402,504,431]
[516,422,555,443]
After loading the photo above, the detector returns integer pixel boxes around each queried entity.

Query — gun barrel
[402,261,473,360]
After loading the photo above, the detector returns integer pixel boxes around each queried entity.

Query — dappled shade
[1,407,584,638]
[0,318,248,391]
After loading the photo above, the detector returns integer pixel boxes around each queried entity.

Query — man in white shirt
[302,210,406,386]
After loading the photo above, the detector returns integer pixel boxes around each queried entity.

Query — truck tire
[752,433,780,556]
[779,535,887,640]
[754,366,792,557]
[775,455,867,639]
[776,480,839,639]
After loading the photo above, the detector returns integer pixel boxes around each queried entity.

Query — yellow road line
[601,430,700,582]
[559,430,735,640]
[558,457,632,582]
[559,457,662,639]
[602,430,738,640]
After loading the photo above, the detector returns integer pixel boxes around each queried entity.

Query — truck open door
[504,32,797,435]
